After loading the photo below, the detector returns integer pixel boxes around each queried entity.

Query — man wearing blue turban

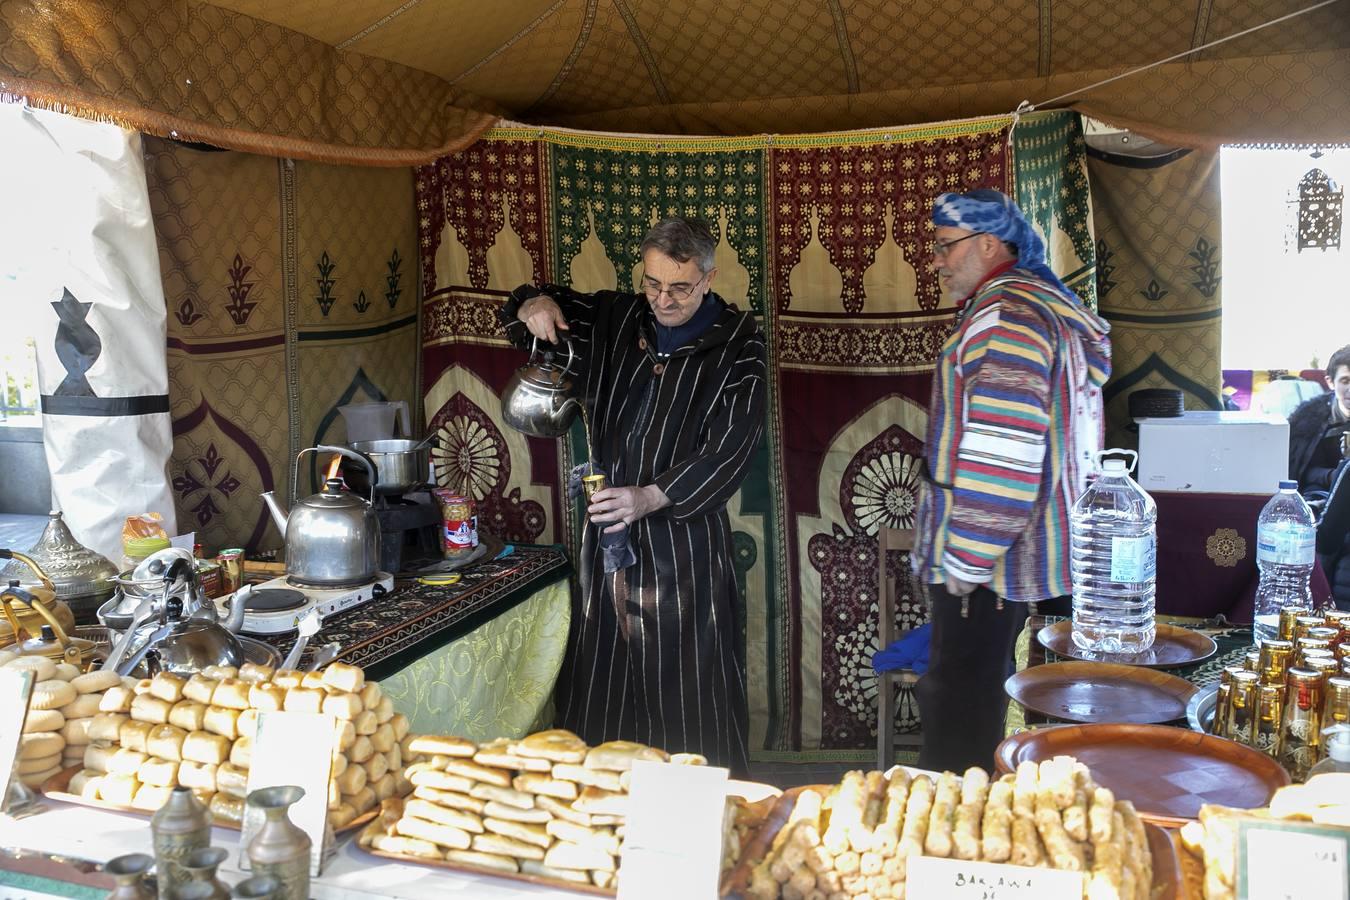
[912,189,1112,771]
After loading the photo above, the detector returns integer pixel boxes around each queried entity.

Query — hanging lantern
[1294,168,1343,252]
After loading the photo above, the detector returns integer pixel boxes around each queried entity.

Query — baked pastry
[283,687,325,714]
[321,662,365,694]
[98,686,136,714]
[211,678,251,710]
[118,719,153,753]
[513,729,587,765]
[182,730,231,766]
[201,705,240,740]
[407,734,476,758]
[22,708,64,734]
[58,692,103,720]
[31,679,77,711]
[583,739,668,772]
[248,682,285,712]
[181,675,219,705]
[129,694,171,725]
[168,700,207,733]
[148,672,186,704]
[145,724,188,762]
[177,760,218,793]
[237,662,275,684]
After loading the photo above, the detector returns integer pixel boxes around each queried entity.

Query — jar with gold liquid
[1252,682,1284,758]
[1280,606,1311,641]
[1225,670,1260,744]
[1258,639,1294,685]
[1281,667,1325,780]
[1295,615,1326,642]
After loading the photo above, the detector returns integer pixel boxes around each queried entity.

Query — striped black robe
[502,284,766,772]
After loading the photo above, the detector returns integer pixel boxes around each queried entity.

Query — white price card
[239,711,338,877]
[0,668,36,812]
[617,760,729,900]
[907,856,1085,900]
[1239,820,1350,900]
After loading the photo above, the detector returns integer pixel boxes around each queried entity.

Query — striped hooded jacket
[913,269,1111,602]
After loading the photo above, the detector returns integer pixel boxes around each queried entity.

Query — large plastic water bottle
[1252,480,1316,644]
[1070,449,1157,654]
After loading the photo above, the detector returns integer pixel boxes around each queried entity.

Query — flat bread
[546,818,622,856]
[444,759,513,789]
[404,799,484,834]
[368,833,441,860]
[573,785,630,818]
[583,739,668,772]
[394,815,472,850]
[483,817,551,849]
[444,848,520,874]
[512,728,587,764]
[408,768,475,794]
[469,782,536,810]
[471,832,546,861]
[473,740,553,773]
[544,840,618,872]
[412,786,485,815]
[407,734,477,758]
[536,794,594,827]
[482,800,551,824]
[512,772,579,801]
[519,860,593,884]
[551,762,622,792]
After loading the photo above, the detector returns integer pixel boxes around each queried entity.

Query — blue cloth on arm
[871,622,931,675]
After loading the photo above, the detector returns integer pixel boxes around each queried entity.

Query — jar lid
[2,511,119,601]
[124,535,172,556]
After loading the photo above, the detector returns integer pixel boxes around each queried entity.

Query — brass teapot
[0,549,96,667]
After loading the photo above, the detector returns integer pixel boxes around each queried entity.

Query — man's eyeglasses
[641,272,707,303]
[932,232,985,257]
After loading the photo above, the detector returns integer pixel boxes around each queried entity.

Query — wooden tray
[995,724,1290,824]
[40,766,376,835]
[1036,621,1218,669]
[1006,661,1200,724]
[721,784,1184,899]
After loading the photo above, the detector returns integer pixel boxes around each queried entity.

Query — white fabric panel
[0,103,176,561]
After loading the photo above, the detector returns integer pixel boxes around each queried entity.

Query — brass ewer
[244,786,311,900]
[151,787,211,900]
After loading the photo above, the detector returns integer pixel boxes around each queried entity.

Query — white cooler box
[1136,411,1289,494]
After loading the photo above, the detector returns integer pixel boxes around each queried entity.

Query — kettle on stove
[500,336,582,439]
[0,549,97,668]
[260,445,381,588]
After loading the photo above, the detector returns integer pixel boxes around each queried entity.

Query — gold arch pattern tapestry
[416,111,1095,754]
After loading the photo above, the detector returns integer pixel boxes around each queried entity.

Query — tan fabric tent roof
[3,0,1347,163]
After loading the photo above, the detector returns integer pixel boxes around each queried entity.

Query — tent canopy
[3,0,1348,160]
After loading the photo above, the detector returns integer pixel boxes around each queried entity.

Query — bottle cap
[1323,723,1350,762]
[1279,479,1299,490]
[1102,459,1128,474]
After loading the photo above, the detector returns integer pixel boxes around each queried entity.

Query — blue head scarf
[931,189,1075,300]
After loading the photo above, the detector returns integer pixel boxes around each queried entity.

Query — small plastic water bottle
[1070,449,1157,654]
[1253,480,1316,644]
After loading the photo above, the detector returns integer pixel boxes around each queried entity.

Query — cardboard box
[1136,411,1289,494]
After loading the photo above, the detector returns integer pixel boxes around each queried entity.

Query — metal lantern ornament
[1294,167,1343,252]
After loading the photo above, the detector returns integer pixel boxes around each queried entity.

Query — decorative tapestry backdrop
[145,137,419,554]
[415,110,1096,755]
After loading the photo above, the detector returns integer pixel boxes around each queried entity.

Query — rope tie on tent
[1007,0,1345,119]
[1006,100,1034,147]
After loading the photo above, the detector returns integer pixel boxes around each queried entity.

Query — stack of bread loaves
[739,757,1153,900]
[362,729,704,891]
[69,660,408,826]
[3,650,124,788]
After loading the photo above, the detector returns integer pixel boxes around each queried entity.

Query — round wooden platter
[1006,660,1200,725]
[995,724,1290,824]
[40,765,376,834]
[1036,621,1218,669]
[720,784,1185,899]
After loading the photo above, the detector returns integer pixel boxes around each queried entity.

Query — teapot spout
[260,491,288,538]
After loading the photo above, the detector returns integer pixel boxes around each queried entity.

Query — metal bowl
[1186,682,1220,734]
[73,624,280,676]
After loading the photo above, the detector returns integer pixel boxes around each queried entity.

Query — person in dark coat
[1288,344,1350,494]
[500,217,766,773]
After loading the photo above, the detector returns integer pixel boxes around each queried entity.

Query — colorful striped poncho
[913,269,1111,602]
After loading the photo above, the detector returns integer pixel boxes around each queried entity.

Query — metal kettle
[0,550,85,663]
[500,336,582,438]
[260,445,380,588]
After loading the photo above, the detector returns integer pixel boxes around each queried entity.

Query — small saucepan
[347,437,436,494]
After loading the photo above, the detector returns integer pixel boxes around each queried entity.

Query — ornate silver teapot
[499,337,582,438]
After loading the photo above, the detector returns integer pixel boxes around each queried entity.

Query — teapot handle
[0,588,80,666]
[0,549,57,593]
[529,335,578,377]
[295,445,379,505]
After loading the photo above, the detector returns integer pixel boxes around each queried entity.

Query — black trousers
[915,584,1030,773]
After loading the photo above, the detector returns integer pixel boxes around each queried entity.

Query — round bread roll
[249,682,285,712]
[330,803,358,830]
[119,719,153,753]
[236,709,259,740]
[98,685,135,714]
[229,735,253,769]
[177,760,218,793]
[210,678,251,710]
[71,670,121,694]
[370,723,396,754]
[360,681,383,709]
[374,695,394,725]
[300,670,327,690]
[68,768,101,795]
[146,724,188,762]
[7,656,57,682]
[270,669,304,690]
[22,707,65,734]
[365,751,389,783]
[215,762,249,799]
[201,665,237,681]
[168,700,207,733]
[131,678,153,696]
[352,709,378,736]
[53,662,81,682]
[88,712,128,742]
[31,679,78,711]
[138,756,180,787]
[389,713,410,742]
[349,735,374,765]
[321,662,365,694]
[97,772,140,804]
[60,715,94,746]
[131,784,174,811]
[237,662,275,684]
[334,761,367,796]
[330,753,348,777]
[108,748,149,776]
[202,705,240,740]
[181,674,219,706]
[17,751,62,775]
[59,693,103,720]
[129,693,172,724]
[182,731,231,766]
[336,720,356,752]
[348,785,376,814]
[321,691,362,720]
[19,730,65,760]
[208,792,244,825]
[372,772,397,802]
[83,741,118,773]
[283,686,325,714]
[148,672,187,704]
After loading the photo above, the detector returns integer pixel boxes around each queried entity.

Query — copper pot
[0,550,84,662]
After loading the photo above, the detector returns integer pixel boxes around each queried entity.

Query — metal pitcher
[499,336,582,439]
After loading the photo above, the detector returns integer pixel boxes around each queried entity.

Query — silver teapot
[499,337,582,439]
[261,445,380,588]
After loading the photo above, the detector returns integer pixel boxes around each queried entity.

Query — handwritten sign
[0,668,36,813]
[239,711,338,876]
[907,856,1084,900]
[618,760,729,900]
[1239,820,1350,900]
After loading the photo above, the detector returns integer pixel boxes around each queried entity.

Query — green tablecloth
[377,579,570,739]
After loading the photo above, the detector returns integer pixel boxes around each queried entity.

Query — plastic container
[1070,449,1158,654]
[1253,480,1316,645]
[121,535,171,575]
[1308,724,1350,777]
